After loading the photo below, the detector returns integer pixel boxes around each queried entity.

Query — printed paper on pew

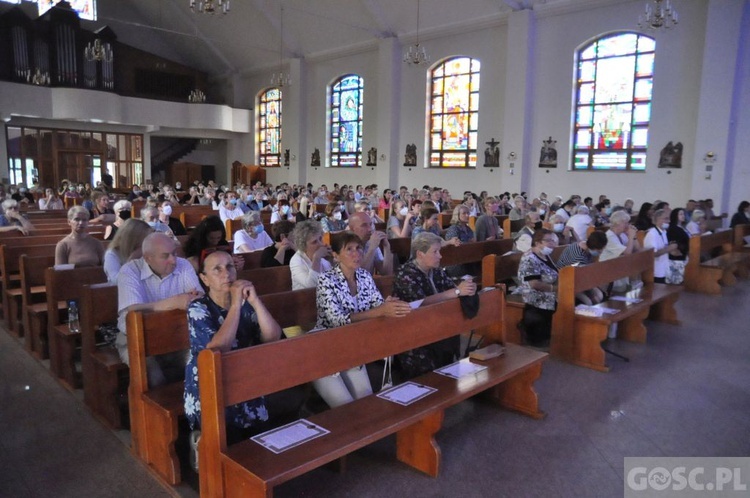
[251,419,330,454]
[609,296,642,304]
[409,299,424,309]
[743,235,750,245]
[435,358,488,379]
[377,381,437,406]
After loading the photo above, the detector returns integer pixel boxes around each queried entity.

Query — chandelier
[190,0,230,15]
[270,4,291,87]
[84,39,113,63]
[638,0,678,31]
[27,68,50,86]
[189,89,207,103]
[403,0,430,66]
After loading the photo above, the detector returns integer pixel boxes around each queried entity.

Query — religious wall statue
[658,141,683,168]
[403,144,417,166]
[484,138,500,167]
[311,148,321,167]
[539,136,558,168]
[284,149,290,167]
[366,147,377,166]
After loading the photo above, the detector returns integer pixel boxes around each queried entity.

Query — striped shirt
[555,243,592,268]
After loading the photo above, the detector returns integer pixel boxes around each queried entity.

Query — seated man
[556,231,608,305]
[347,211,393,276]
[116,233,203,387]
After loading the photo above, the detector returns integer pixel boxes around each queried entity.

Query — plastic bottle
[68,300,80,333]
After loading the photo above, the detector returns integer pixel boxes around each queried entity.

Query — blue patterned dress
[184,295,268,430]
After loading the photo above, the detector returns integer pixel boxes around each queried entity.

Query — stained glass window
[257,87,282,167]
[329,74,363,167]
[428,57,480,168]
[572,32,655,171]
[38,0,97,21]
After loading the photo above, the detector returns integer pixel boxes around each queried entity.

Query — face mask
[534,221,543,230]
[589,250,600,257]
[539,209,545,216]
[333,212,342,221]
[553,223,564,232]
[162,205,172,216]
[541,246,554,256]
[605,208,612,216]
[147,221,157,228]
[175,184,181,190]
[661,223,669,230]
[262,195,268,201]
[134,190,141,195]
[19,188,27,193]
[119,210,131,220]
[399,207,409,216]
[281,205,290,215]
[247,194,254,201]
[745,212,750,219]
[253,224,264,235]
[229,199,238,206]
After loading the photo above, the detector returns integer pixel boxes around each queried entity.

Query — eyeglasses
[541,238,558,244]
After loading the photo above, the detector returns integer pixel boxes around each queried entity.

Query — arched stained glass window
[572,32,655,171]
[429,57,480,168]
[329,74,363,167]
[257,87,282,167]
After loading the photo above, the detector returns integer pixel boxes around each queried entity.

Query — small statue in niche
[366,147,377,166]
[484,138,500,167]
[658,141,683,168]
[311,148,321,167]
[539,136,558,168]
[283,149,290,167]
[404,144,417,166]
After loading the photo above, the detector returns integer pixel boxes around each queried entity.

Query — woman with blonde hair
[55,206,104,267]
[104,219,153,282]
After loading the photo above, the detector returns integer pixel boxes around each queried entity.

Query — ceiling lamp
[190,0,230,15]
[403,0,430,66]
[638,0,678,31]
[84,39,113,62]
[189,89,207,103]
[270,4,291,87]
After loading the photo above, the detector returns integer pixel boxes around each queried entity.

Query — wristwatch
[455,288,461,297]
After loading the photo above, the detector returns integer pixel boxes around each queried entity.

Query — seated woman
[555,231,607,305]
[0,199,35,234]
[55,206,105,267]
[444,204,475,243]
[183,215,245,273]
[184,251,282,447]
[412,206,460,247]
[38,188,64,210]
[261,220,296,267]
[686,209,708,236]
[314,232,411,407]
[517,229,559,348]
[387,199,416,239]
[270,198,295,224]
[103,219,153,283]
[234,211,273,253]
[550,213,576,244]
[320,201,347,233]
[290,219,332,289]
[391,232,477,380]
[104,200,132,240]
[666,207,691,285]
[634,202,654,231]
[729,201,750,229]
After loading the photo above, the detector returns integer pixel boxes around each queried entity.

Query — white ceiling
[5,0,612,78]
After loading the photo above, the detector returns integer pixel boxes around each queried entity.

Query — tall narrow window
[572,32,655,171]
[429,57,480,168]
[329,74,363,167]
[257,88,282,167]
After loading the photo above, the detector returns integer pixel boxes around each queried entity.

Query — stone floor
[1,280,749,497]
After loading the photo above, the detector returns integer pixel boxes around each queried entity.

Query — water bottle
[68,300,80,334]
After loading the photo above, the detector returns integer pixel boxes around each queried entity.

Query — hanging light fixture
[190,0,230,15]
[403,0,430,66]
[189,89,207,103]
[638,0,678,31]
[84,39,113,63]
[270,4,291,87]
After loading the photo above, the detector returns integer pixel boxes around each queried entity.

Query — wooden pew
[197,288,547,498]
[178,205,216,230]
[20,254,60,359]
[46,266,108,390]
[235,250,264,271]
[237,266,292,295]
[734,224,750,253]
[552,250,682,372]
[389,237,411,264]
[684,230,750,294]
[80,283,127,429]
[1,244,57,336]
[502,218,525,239]
[126,309,190,485]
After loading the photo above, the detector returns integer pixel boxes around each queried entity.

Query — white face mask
[162,205,172,216]
[539,209,545,216]
[553,223,564,232]
[661,222,669,230]
[333,212,342,221]
[399,207,409,216]
[541,246,554,256]
[281,205,290,215]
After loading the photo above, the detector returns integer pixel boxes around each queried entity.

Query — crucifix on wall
[484,138,500,167]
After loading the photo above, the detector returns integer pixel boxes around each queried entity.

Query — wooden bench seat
[197,288,547,497]
[685,230,750,294]
[2,245,57,336]
[552,250,682,372]
[733,224,750,252]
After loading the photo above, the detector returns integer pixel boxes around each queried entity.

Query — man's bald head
[142,233,178,278]
[348,211,372,242]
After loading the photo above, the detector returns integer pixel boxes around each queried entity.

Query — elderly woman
[185,250,281,447]
[183,215,244,273]
[270,198,295,224]
[320,201,347,233]
[392,232,477,380]
[141,206,174,238]
[234,211,273,253]
[550,213,576,245]
[104,219,153,282]
[218,191,244,224]
[387,199,416,239]
[508,195,528,221]
[643,209,679,284]
[314,232,411,407]
[261,220,296,267]
[0,199,35,234]
[686,209,707,236]
[105,200,132,240]
[157,200,187,236]
[517,229,559,348]
[290,220,332,290]
[444,204,475,243]
[55,206,105,267]
[38,188,64,210]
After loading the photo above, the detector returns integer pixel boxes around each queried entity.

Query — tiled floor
[1,281,749,497]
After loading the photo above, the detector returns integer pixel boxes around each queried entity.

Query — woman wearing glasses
[517,229,559,348]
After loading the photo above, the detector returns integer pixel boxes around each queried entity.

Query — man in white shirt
[348,211,393,276]
[218,191,244,223]
[116,233,203,386]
